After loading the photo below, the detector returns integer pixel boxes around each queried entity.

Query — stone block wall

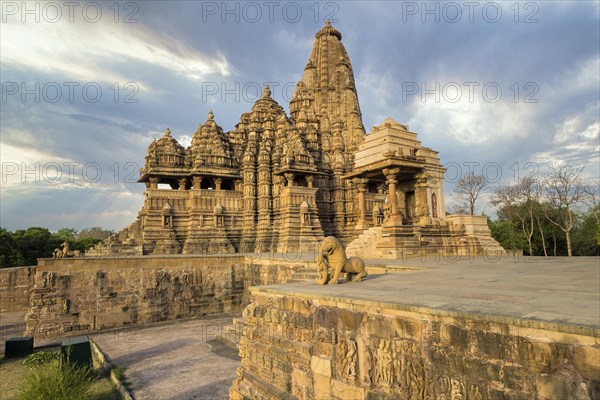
[0,266,36,312]
[231,287,600,400]
[25,255,311,340]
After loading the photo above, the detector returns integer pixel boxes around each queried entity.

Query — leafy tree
[76,227,114,241]
[72,238,102,251]
[53,228,77,242]
[572,207,600,256]
[489,218,528,253]
[0,228,25,268]
[453,172,488,215]
[12,227,57,265]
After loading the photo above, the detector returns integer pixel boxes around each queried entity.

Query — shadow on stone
[206,339,240,361]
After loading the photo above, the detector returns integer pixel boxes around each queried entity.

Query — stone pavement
[0,311,26,354]
[92,315,240,400]
[259,256,600,332]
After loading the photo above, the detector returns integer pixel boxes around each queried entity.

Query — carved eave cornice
[342,158,446,181]
[138,167,191,182]
[274,165,322,176]
[191,167,241,179]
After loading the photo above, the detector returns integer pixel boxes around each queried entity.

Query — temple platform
[231,256,600,399]
[260,256,599,331]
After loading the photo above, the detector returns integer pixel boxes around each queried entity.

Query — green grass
[112,364,132,390]
[0,349,120,400]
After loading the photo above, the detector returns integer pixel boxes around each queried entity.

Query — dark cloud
[1,1,598,230]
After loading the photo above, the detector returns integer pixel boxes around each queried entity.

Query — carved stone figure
[62,298,71,314]
[375,339,393,386]
[315,254,332,285]
[361,345,373,385]
[61,242,82,257]
[348,339,358,379]
[316,236,367,285]
[52,248,63,258]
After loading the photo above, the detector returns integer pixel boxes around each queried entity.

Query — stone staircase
[346,227,383,258]
[86,220,143,256]
[217,264,318,350]
[216,317,247,350]
[288,266,318,282]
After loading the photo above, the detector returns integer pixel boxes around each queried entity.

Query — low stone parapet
[0,266,36,312]
[24,254,312,340]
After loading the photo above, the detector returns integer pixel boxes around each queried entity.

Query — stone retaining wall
[0,266,36,312]
[231,286,600,400]
[25,255,312,340]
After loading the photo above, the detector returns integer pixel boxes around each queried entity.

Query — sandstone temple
[88,21,503,258]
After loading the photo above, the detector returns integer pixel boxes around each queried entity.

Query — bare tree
[542,162,585,256]
[454,172,488,215]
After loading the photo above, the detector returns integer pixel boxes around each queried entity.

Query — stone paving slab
[254,256,600,334]
[0,311,26,354]
[92,315,240,400]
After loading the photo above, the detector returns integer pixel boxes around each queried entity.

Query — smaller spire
[316,19,341,40]
[262,85,271,98]
[208,110,214,120]
[164,128,171,136]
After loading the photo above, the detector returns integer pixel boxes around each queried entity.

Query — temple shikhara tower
[88,21,504,258]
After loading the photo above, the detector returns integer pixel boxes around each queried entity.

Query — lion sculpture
[316,236,367,285]
[61,242,83,258]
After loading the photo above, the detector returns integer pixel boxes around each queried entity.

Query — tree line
[452,161,599,256]
[0,227,114,267]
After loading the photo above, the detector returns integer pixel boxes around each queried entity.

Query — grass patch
[16,357,96,400]
[0,348,120,400]
[112,364,132,390]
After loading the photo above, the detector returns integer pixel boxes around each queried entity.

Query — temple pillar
[354,178,368,230]
[192,176,201,190]
[214,178,222,190]
[285,173,295,187]
[306,175,314,188]
[396,190,406,223]
[234,179,242,192]
[415,173,431,225]
[178,178,187,190]
[149,177,158,189]
[383,168,401,225]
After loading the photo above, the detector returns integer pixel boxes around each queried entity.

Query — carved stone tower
[289,20,366,242]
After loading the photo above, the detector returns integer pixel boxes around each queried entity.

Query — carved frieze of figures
[375,339,393,386]
[62,298,71,314]
[344,338,358,381]
[360,342,373,385]
[337,340,348,377]
[408,358,424,399]
[315,326,337,344]
[437,376,451,400]
[42,272,55,288]
[468,384,483,400]
[394,340,409,388]
[450,378,466,400]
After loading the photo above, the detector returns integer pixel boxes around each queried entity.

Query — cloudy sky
[1,1,598,231]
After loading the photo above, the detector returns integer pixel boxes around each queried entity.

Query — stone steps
[346,227,383,258]
[290,266,317,281]
[216,317,247,350]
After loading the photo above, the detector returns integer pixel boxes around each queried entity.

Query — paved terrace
[262,255,600,333]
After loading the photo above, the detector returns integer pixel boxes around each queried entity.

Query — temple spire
[290,22,365,155]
